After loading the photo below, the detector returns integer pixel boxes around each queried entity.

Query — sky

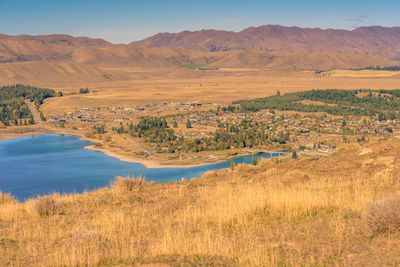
[0,0,399,44]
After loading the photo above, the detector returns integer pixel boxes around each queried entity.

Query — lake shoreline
[0,134,286,201]
[0,128,285,168]
[84,144,281,169]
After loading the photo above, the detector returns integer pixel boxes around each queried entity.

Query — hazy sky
[1,0,399,43]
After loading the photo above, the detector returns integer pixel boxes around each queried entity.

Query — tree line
[233,89,400,118]
[112,116,290,154]
[353,66,400,71]
[0,85,58,125]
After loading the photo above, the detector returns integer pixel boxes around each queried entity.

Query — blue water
[0,134,283,201]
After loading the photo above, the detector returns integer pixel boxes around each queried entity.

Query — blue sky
[0,0,399,43]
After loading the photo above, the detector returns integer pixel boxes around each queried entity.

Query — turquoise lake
[0,134,283,201]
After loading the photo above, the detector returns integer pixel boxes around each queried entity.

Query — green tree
[173,120,178,128]
[230,159,235,171]
[79,88,90,94]
[94,124,105,134]
[292,150,298,159]
[40,112,46,121]
[186,119,192,128]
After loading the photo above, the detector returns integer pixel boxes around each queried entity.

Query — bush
[113,176,146,192]
[84,131,95,139]
[34,195,64,217]
[365,195,400,235]
[0,191,16,204]
[228,149,238,156]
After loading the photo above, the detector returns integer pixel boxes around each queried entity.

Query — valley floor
[1,136,400,266]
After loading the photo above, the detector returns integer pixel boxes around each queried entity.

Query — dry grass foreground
[1,137,400,266]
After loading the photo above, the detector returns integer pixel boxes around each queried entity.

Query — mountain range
[0,25,399,76]
[131,25,400,61]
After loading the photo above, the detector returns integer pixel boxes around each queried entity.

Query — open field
[0,63,399,114]
[328,69,400,78]
[1,136,400,266]
[32,66,400,115]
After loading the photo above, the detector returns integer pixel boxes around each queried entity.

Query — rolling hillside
[0,34,110,63]
[207,50,397,70]
[0,62,128,86]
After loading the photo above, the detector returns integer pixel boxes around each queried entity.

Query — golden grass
[34,67,400,116]
[1,139,400,266]
[0,191,15,205]
[329,69,400,78]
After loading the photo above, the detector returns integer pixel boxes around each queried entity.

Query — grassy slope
[1,137,400,266]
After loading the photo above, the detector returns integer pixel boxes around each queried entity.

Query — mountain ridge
[130,25,400,60]
[0,26,399,72]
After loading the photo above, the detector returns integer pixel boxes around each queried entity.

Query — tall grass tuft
[34,195,64,217]
[113,176,146,192]
[0,191,16,205]
[365,195,400,235]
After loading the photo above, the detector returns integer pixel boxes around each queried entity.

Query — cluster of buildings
[47,102,218,125]
[169,109,400,151]
[48,101,400,154]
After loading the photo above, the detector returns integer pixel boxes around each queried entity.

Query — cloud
[347,15,368,29]
[348,15,368,23]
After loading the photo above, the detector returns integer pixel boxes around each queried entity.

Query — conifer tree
[186,119,192,128]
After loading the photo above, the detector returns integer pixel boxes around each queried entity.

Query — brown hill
[209,50,398,70]
[0,32,398,72]
[130,25,400,60]
[0,62,127,87]
[0,34,110,63]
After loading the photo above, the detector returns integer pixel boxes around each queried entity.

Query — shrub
[34,195,64,217]
[113,176,146,192]
[84,131,95,139]
[0,191,16,204]
[228,149,238,156]
[365,195,400,235]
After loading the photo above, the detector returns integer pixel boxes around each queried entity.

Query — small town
[44,98,400,156]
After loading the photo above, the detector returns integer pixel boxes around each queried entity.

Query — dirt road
[25,100,41,124]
